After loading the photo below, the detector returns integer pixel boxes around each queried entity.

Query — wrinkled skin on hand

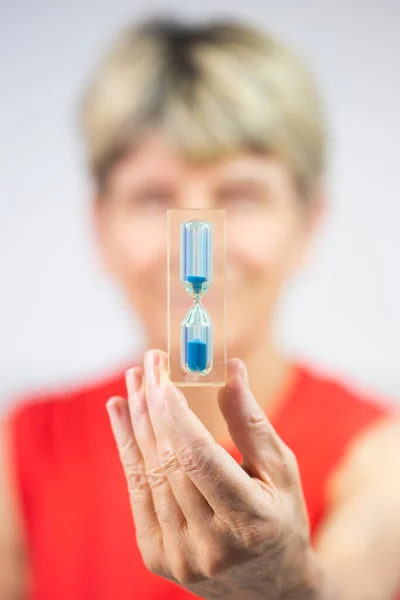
[106,350,320,600]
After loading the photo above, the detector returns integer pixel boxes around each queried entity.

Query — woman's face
[95,133,321,355]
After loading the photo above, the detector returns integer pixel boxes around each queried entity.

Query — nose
[178,186,214,210]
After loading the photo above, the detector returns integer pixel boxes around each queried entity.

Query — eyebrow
[214,165,273,181]
[214,176,271,193]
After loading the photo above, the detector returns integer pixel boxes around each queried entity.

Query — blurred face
[95,133,321,356]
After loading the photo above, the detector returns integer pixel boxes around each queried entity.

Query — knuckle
[247,407,269,429]
[246,411,279,444]
[143,554,164,577]
[285,446,299,472]
[230,514,283,556]
[171,557,197,585]
[281,446,299,484]
[176,439,209,475]
[146,464,169,490]
[238,522,269,551]
[158,443,180,475]
[140,537,165,577]
[198,545,228,579]
[163,540,198,585]
[277,458,294,488]
[124,462,147,496]
[268,439,299,488]
[220,513,266,552]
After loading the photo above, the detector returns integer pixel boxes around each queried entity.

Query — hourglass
[181,220,213,374]
[167,209,226,387]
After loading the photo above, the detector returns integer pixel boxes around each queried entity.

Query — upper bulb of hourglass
[181,220,212,299]
[180,220,213,375]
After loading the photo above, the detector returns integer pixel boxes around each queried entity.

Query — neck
[181,342,292,441]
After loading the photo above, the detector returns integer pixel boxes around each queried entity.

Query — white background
[1,0,399,407]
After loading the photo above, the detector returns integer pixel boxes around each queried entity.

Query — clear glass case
[167,209,226,387]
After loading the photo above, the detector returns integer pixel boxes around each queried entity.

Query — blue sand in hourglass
[187,339,208,372]
[182,301,212,374]
[187,275,207,295]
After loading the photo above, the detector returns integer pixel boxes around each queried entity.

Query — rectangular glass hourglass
[167,209,226,387]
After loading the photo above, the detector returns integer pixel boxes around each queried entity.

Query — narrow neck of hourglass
[192,293,203,306]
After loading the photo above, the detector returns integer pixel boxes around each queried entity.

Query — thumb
[218,359,294,489]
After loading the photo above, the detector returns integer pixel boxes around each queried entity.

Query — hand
[106,349,320,600]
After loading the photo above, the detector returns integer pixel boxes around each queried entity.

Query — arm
[106,349,400,600]
[0,417,30,600]
[105,350,330,600]
[314,417,400,600]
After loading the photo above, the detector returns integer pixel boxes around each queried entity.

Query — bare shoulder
[329,413,400,499]
[0,415,30,600]
[314,412,400,599]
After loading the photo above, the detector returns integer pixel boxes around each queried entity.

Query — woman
[1,18,400,600]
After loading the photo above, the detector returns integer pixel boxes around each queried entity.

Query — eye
[215,182,269,210]
[127,186,175,209]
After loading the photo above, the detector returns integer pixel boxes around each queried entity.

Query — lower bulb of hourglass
[181,303,213,375]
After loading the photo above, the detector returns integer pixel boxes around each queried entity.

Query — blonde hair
[80,18,326,198]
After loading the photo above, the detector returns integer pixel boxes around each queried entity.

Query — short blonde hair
[80,18,326,198]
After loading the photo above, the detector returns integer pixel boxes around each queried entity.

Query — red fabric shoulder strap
[273,365,395,535]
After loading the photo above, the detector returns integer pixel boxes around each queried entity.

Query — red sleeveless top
[8,364,393,600]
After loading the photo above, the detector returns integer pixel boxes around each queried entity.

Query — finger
[143,350,265,520]
[105,395,160,543]
[143,351,213,528]
[126,366,186,539]
[218,359,296,489]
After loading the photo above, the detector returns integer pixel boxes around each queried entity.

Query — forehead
[109,132,289,187]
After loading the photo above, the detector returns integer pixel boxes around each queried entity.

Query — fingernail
[152,365,169,388]
[239,361,249,385]
[227,359,249,385]
[158,352,168,371]
[144,350,164,388]
[106,396,122,419]
[125,367,143,397]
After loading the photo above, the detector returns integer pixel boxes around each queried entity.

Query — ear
[306,186,327,236]
[295,186,327,270]
[91,191,116,276]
